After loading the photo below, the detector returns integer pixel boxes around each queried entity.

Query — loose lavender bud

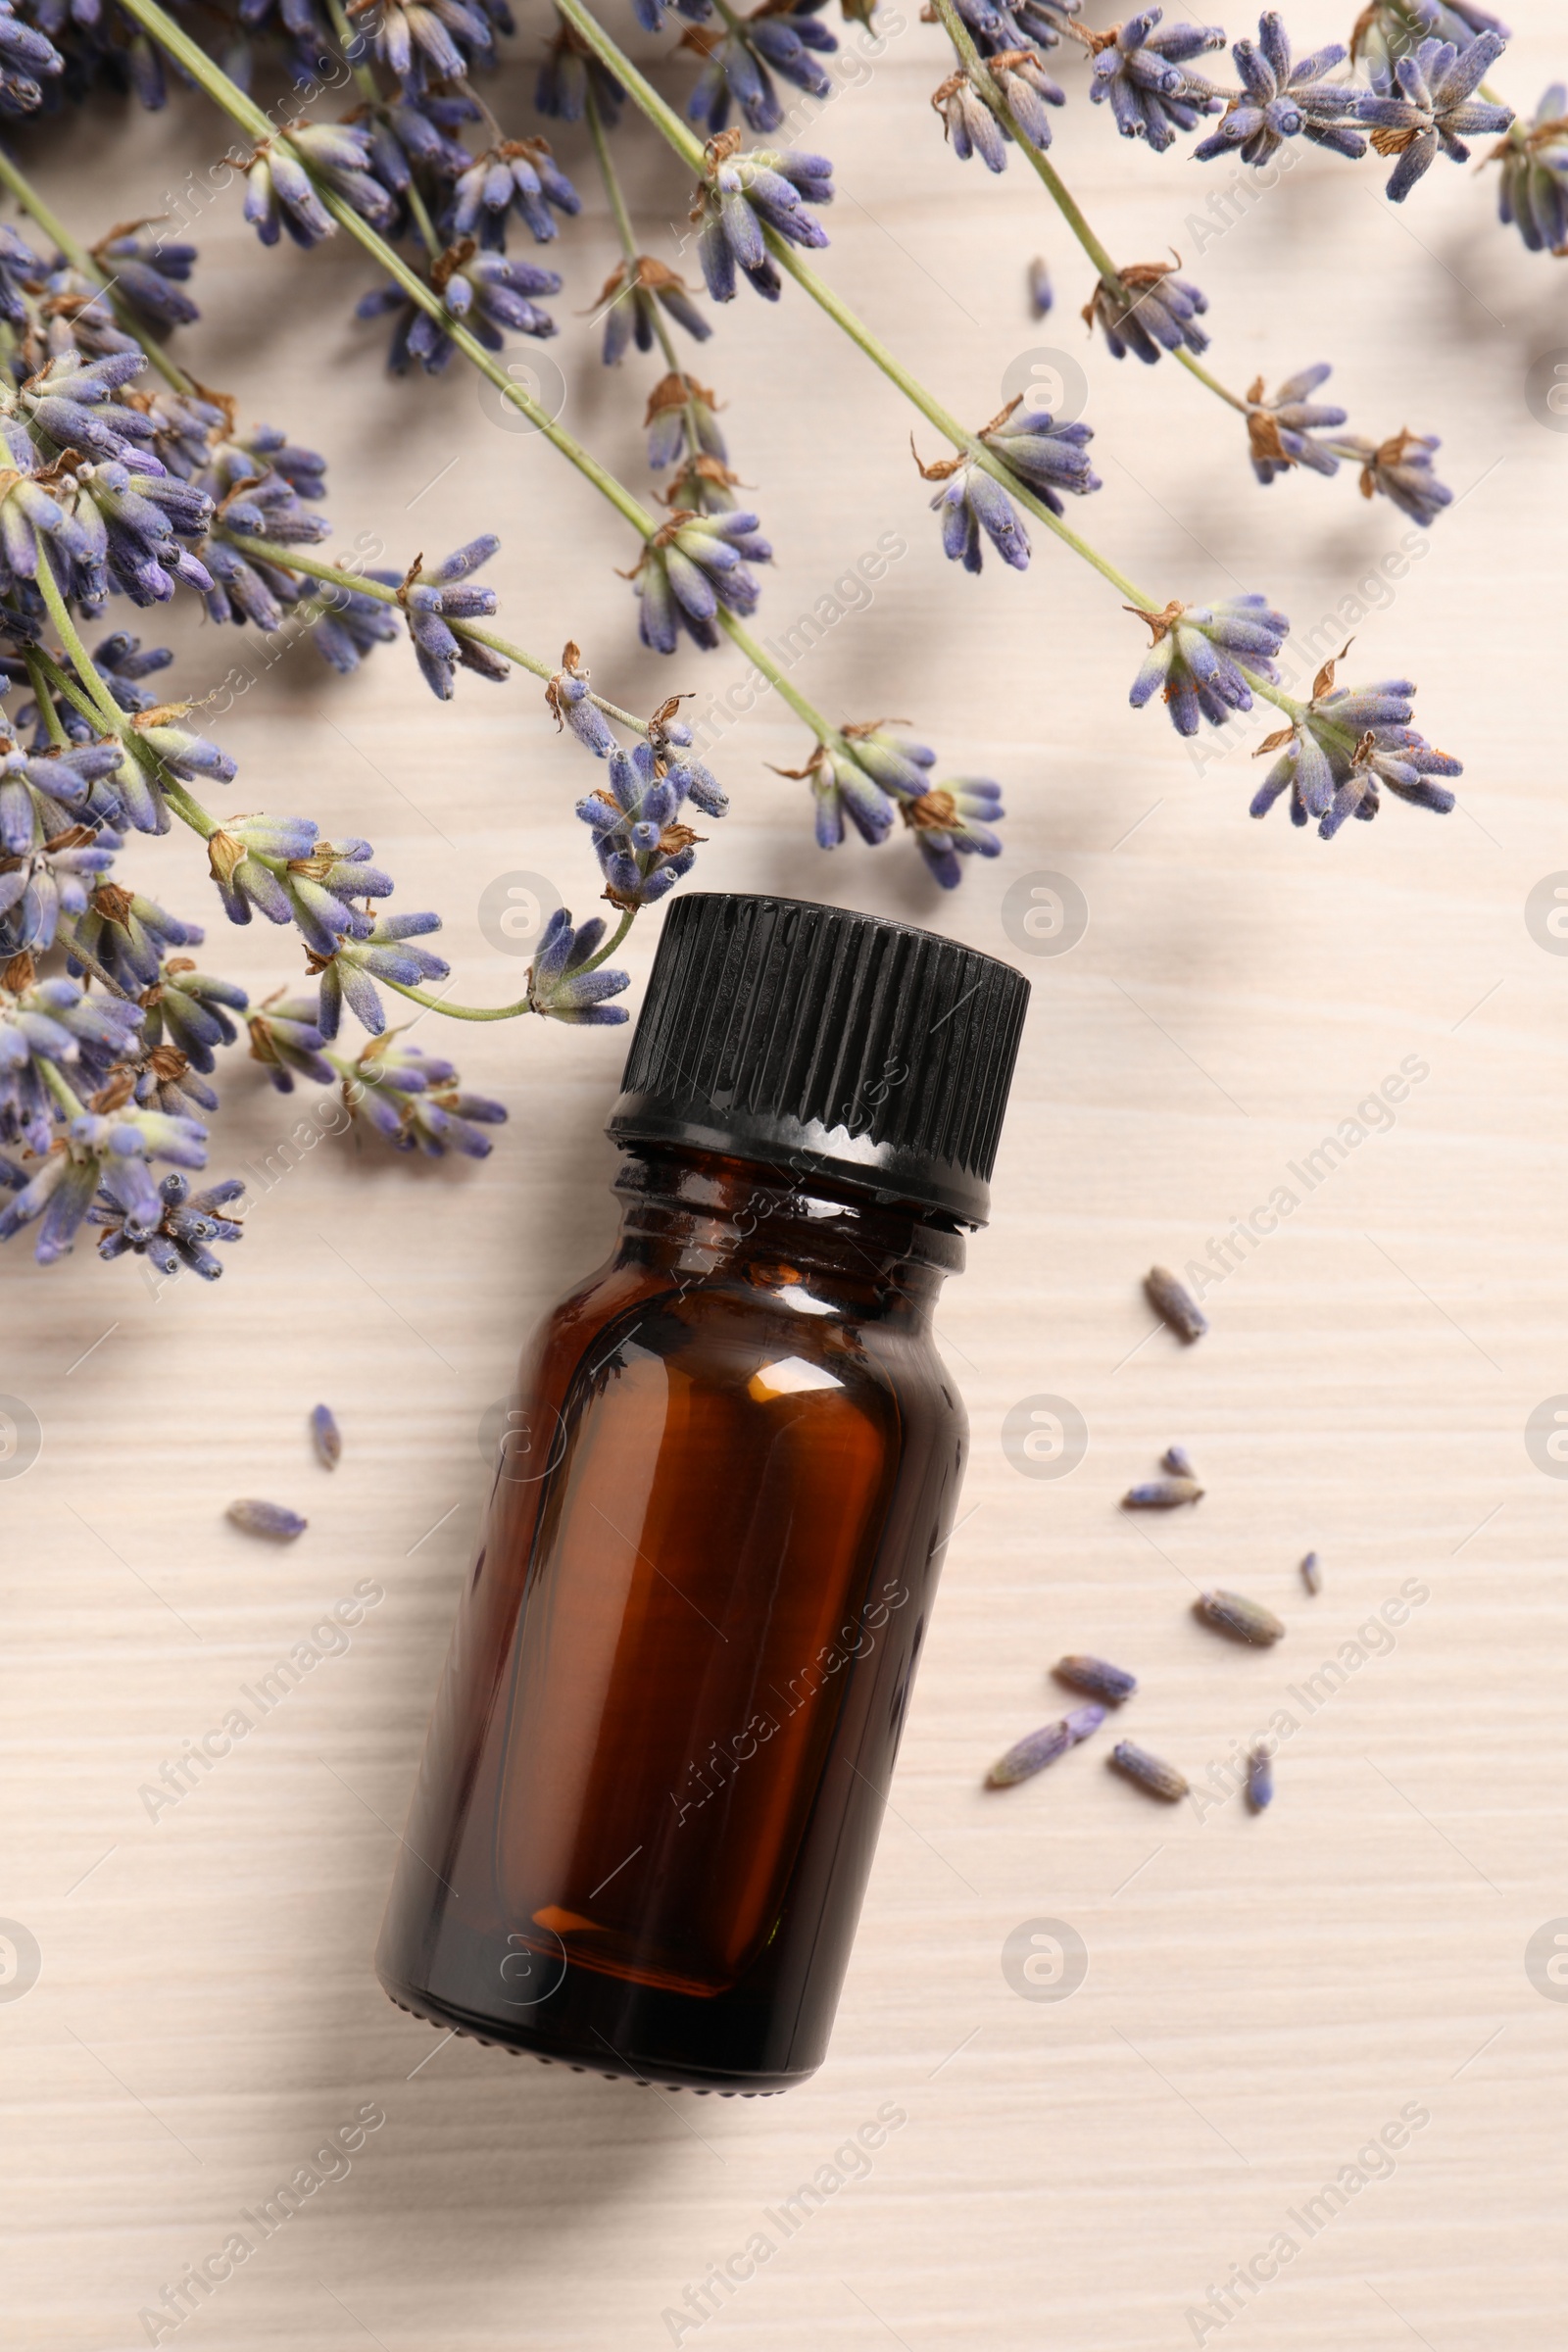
[1247,1743,1274,1810]
[1162,1443,1196,1478]
[310,1403,342,1468]
[1122,1474,1203,1508]
[1110,1740,1189,1801]
[1194,13,1366,166]
[1197,1589,1285,1645]
[1054,1655,1138,1705]
[1146,1263,1207,1341]
[1027,255,1053,317]
[987,1703,1103,1788]
[1300,1549,1322,1595]
[1359,30,1512,202]
[228,1498,307,1542]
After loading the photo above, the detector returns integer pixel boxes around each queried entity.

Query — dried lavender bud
[1197,1589,1285,1645]
[1161,1444,1197,1478]
[1299,1549,1322,1595]
[310,1404,342,1470]
[1027,255,1053,318]
[1146,1263,1207,1342]
[1110,1740,1189,1802]
[986,1703,1104,1788]
[1054,1655,1138,1706]
[227,1498,307,1542]
[1247,1743,1274,1811]
[1122,1476,1204,1508]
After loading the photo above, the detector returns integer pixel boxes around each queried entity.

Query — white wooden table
[5,4,1566,2343]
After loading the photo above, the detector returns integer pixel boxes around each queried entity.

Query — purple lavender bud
[227,1498,307,1542]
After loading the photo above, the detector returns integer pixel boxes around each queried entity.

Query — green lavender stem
[23,649,70,749]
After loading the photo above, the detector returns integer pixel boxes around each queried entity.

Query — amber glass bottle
[377,893,1028,2093]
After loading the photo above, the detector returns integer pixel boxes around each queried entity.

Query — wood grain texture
[4,5,1566,2344]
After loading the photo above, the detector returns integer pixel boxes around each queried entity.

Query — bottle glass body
[376,1143,968,2093]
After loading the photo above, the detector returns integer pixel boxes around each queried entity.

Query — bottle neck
[610,1143,966,1325]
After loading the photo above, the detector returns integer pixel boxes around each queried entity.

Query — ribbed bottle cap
[607,893,1030,1226]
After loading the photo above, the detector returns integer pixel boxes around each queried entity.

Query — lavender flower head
[90,1168,244,1281]
[1194,13,1366,165]
[575,740,710,906]
[1250,649,1459,837]
[692,131,833,303]
[1128,594,1290,735]
[527,906,632,1025]
[920,398,1099,574]
[634,509,771,653]
[1491,85,1568,253]
[1085,8,1225,150]
[344,1034,508,1155]
[1349,0,1509,84]
[682,0,835,138]
[1245,364,1349,481]
[1084,261,1208,363]
[1340,426,1452,526]
[1358,30,1512,200]
[596,257,710,367]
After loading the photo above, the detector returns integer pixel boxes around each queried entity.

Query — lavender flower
[983,397,1100,512]
[313,581,401,674]
[634,510,770,653]
[901,778,1005,888]
[927,461,1030,573]
[630,0,712,30]
[527,906,631,1025]
[139,957,249,1074]
[1250,653,1458,836]
[0,739,125,858]
[82,461,217,608]
[576,741,709,905]
[346,1035,509,1153]
[360,248,561,372]
[1,969,143,1154]
[1086,8,1225,150]
[205,818,391,956]
[0,1099,207,1264]
[683,6,833,138]
[1083,261,1208,363]
[788,740,895,849]
[932,71,1007,171]
[693,133,832,303]
[1194,13,1366,164]
[1349,0,1509,83]
[18,349,159,468]
[0,0,63,114]
[1244,363,1350,482]
[70,879,204,993]
[88,632,175,714]
[447,139,580,247]
[644,371,727,473]
[90,1168,243,1280]
[596,258,710,366]
[317,909,450,1039]
[1491,86,1568,254]
[1340,426,1452,525]
[546,643,617,758]
[93,226,200,330]
[1359,30,1512,200]
[650,711,729,816]
[535,21,625,123]
[0,823,120,956]
[1128,595,1290,735]
[247,993,336,1092]
[360,0,496,84]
